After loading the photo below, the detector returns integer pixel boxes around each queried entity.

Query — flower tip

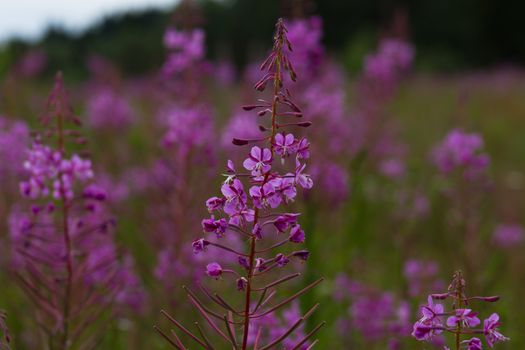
[290,70,297,81]
[254,82,267,92]
[292,250,310,261]
[297,121,312,128]
[431,293,449,300]
[232,138,249,146]
[482,296,500,302]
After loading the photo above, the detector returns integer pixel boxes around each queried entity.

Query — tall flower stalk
[412,270,509,349]
[149,13,217,302]
[155,18,324,349]
[431,129,491,277]
[10,73,143,349]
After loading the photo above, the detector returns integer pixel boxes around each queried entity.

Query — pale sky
[0,0,178,43]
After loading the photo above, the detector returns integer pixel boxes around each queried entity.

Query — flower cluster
[136,19,219,297]
[160,104,214,154]
[162,28,205,76]
[432,129,490,180]
[19,143,93,200]
[0,116,29,185]
[155,19,324,350]
[197,19,314,281]
[10,73,144,348]
[492,223,524,248]
[363,38,414,83]
[86,88,135,130]
[412,271,509,349]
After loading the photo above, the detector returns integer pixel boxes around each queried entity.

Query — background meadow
[0,0,524,349]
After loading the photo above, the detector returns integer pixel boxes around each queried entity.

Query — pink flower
[420,296,444,323]
[206,196,225,212]
[227,206,255,226]
[222,179,247,214]
[20,143,94,200]
[243,146,272,176]
[162,28,205,75]
[412,296,444,341]
[226,160,236,173]
[462,338,482,350]
[271,176,297,203]
[249,182,281,209]
[274,133,296,158]
[363,39,414,83]
[432,129,490,179]
[446,309,480,328]
[412,321,438,341]
[483,313,509,347]
[294,164,313,189]
[296,138,310,160]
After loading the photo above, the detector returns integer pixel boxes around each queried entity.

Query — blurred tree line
[1,0,524,79]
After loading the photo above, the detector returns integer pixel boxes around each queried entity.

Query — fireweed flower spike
[412,271,509,349]
[10,73,144,349]
[155,18,325,349]
[149,11,220,293]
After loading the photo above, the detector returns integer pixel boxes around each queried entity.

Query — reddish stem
[241,25,283,350]
[56,103,74,350]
